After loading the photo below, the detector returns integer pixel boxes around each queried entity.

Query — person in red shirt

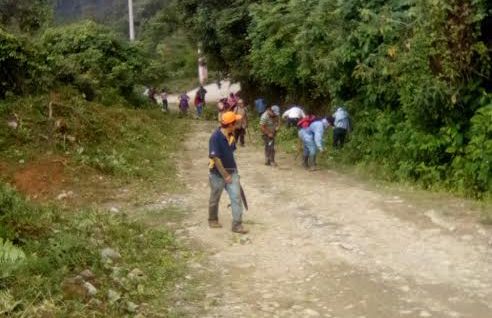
[194,91,204,118]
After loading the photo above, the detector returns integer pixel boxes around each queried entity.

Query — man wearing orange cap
[208,111,248,234]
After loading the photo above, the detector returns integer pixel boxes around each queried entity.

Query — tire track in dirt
[178,121,492,318]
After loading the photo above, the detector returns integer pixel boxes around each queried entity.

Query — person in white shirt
[282,105,306,127]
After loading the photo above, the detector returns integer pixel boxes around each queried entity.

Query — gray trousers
[262,135,276,164]
[208,172,243,226]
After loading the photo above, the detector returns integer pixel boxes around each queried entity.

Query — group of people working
[293,105,351,170]
[208,94,351,234]
[257,102,351,170]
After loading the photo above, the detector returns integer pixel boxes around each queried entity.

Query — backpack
[297,115,316,129]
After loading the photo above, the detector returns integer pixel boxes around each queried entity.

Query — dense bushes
[0,28,47,98]
[0,0,52,33]
[41,21,147,101]
[1,21,147,103]
[179,0,492,197]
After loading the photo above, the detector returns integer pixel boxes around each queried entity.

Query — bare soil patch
[12,156,68,199]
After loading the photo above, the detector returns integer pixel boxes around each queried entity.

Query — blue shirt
[255,98,266,114]
[209,128,237,174]
[308,120,326,151]
[333,107,350,130]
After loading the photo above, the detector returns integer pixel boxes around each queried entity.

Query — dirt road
[178,121,492,318]
[167,81,240,105]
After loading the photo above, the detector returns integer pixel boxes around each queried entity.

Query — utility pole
[128,0,135,41]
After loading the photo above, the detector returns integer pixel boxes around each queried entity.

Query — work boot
[270,150,277,167]
[308,156,317,171]
[208,220,223,228]
[302,155,309,169]
[232,223,249,234]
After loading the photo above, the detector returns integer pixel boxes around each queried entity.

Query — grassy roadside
[0,88,187,203]
[0,88,199,317]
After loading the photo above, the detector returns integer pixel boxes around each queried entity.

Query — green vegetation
[0,28,44,98]
[1,3,197,316]
[42,21,147,102]
[1,21,146,102]
[177,0,492,197]
[2,1,199,100]
[1,0,491,313]
[0,88,186,185]
[0,83,193,316]
[0,183,189,317]
[55,0,199,92]
[0,0,52,33]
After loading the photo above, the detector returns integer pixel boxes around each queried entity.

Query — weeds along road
[177,120,492,318]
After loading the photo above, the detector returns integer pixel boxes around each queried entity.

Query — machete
[240,184,248,210]
[226,183,248,210]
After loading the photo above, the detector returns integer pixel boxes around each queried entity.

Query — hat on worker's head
[221,111,242,125]
[271,105,280,116]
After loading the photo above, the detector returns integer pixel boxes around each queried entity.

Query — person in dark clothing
[208,111,249,234]
[233,99,248,147]
[259,105,280,166]
[197,85,207,105]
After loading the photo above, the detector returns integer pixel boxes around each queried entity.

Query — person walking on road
[333,106,351,148]
[260,105,280,166]
[233,99,248,147]
[198,85,207,105]
[160,89,168,112]
[299,118,330,170]
[208,111,249,234]
[194,91,205,118]
[178,92,190,115]
[148,87,157,104]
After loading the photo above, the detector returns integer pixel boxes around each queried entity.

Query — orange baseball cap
[221,111,242,125]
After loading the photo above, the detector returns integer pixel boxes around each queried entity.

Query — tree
[0,0,52,32]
